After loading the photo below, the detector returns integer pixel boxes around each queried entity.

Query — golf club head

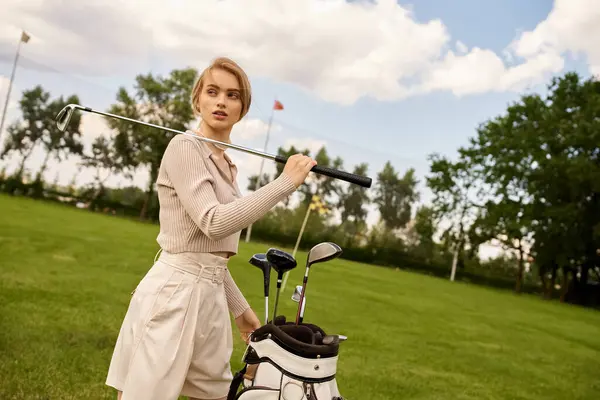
[291,286,306,322]
[249,253,271,297]
[322,334,347,345]
[266,248,297,276]
[307,242,343,266]
[291,285,303,302]
[291,291,306,322]
[55,104,79,132]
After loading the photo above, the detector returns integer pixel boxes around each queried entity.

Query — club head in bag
[295,242,342,325]
[291,287,306,324]
[322,334,348,345]
[266,248,297,320]
[249,253,271,324]
[307,242,343,265]
[292,285,303,302]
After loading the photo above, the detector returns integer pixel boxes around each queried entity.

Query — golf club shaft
[299,297,306,324]
[263,270,270,325]
[295,274,309,325]
[273,279,282,321]
[264,297,268,325]
[59,105,372,188]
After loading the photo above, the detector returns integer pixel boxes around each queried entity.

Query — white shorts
[105,250,234,400]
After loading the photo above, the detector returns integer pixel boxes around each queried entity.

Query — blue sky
[0,0,598,257]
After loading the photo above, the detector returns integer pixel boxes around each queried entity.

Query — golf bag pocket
[251,362,281,388]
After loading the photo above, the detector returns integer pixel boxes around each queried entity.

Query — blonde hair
[191,57,252,121]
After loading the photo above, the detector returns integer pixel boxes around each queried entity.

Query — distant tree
[79,134,130,207]
[434,72,600,302]
[0,85,83,187]
[410,205,436,262]
[34,92,83,183]
[374,161,419,231]
[1,122,36,178]
[336,162,370,245]
[107,67,198,219]
[426,154,483,280]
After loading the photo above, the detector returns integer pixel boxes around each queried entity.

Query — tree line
[0,68,598,309]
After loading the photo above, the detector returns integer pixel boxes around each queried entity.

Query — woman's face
[198,68,243,132]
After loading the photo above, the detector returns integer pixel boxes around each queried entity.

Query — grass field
[1,194,599,399]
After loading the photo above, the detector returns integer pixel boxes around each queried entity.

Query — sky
[1,0,599,259]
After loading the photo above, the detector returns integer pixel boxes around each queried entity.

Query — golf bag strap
[227,365,247,400]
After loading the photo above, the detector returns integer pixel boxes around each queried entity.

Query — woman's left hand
[235,308,262,344]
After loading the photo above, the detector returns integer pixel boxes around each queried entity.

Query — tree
[0,86,83,187]
[439,71,600,302]
[79,134,130,208]
[426,154,483,280]
[1,122,36,178]
[410,205,436,262]
[462,96,544,292]
[107,67,198,219]
[34,92,83,183]
[336,162,370,246]
[374,162,419,231]
[528,73,600,304]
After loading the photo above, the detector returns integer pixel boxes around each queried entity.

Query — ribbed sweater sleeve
[163,137,298,241]
[224,270,251,318]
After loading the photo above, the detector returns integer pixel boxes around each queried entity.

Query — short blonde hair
[191,57,252,121]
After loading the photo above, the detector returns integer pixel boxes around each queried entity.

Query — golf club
[55,104,373,188]
[266,248,297,321]
[291,285,306,324]
[249,253,271,324]
[295,242,342,325]
[322,334,348,345]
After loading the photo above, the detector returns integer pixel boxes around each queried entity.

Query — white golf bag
[227,316,345,400]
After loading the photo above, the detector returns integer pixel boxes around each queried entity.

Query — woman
[105,57,317,400]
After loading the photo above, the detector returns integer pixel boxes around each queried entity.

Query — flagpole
[245,99,277,243]
[0,31,29,152]
[281,201,312,291]
[281,195,327,292]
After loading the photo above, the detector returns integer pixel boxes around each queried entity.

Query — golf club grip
[275,155,372,188]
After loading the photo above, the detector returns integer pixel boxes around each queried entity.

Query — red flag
[273,100,284,110]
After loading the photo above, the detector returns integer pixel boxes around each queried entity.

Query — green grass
[1,194,599,399]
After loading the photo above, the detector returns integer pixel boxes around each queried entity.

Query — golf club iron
[54,104,373,188]
[295,242,343,325]
[249,253,271,324]
[322,334,348,345]
[291,285,306,324]
[266,248,297,321]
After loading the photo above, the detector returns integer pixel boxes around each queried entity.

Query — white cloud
[2,0,599,105]
[455,41,468,55]
[231,117,281,140]
[420,47,564,96]
[509,0,600,76]
[419,0,600,98]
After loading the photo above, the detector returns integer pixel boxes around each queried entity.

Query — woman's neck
[198,120,231,156]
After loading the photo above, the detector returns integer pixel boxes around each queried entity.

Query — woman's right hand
[283,153,317,188]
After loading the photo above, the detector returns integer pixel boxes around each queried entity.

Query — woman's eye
[229,92,239,99]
